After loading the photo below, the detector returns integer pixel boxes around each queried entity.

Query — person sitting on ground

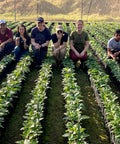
[0,19,15,60]
[69,20,89,69]
[14,24,30,62]
[51,25,68,66]
[31,17,51,69]
[107,29,120,62]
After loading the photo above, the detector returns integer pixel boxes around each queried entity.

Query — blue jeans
[14,46,29,62]
[32,45,47,65]
[0,43,15,60]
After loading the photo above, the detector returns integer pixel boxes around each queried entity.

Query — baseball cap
[37,17,44,22]
[56,25,63,31]
[0,19,6,24]
[115,29,120,34]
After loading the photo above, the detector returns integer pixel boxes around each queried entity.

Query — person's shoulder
[82,31,88,35]
[71,30,76,34]
[52,33,56,36]
[44,27,50,32]
[63,31,68,36]
[31,27,37,32]
[108,37,114,43]
[51,33,57,40]
[70,30,76,36]
[6,27,12,32]
[7,27,11,30]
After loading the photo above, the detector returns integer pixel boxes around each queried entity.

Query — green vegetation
[0,21,120,144]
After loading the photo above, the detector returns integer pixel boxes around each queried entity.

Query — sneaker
[75,60,81,69]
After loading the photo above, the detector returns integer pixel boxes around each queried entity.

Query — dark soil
[39,66,67,144]
[0,67,39,144]
[75,69,110,144]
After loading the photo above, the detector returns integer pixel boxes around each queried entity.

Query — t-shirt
[70,31,89,53]
[31,27,51,51]
[0,27,14,44]
[15,33,31,50]
[52,32,68,45]
[107,37,120,52]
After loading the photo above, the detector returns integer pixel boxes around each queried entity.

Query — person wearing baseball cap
[51,25,68,66]
[36,17,44,23]
[0,19,6,24]
[107,29,120,62]
[31,17,51,69]
[0,19,15,60]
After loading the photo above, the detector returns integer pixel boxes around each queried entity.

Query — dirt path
[39,66,67,144]
[0,65,112,144]
[75,69,110,144]
[0,68,39,144]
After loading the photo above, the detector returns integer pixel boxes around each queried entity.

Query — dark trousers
[69,49,88,62]
[0,43,15,60]
[32,45,47,65]
[14,46,29,62]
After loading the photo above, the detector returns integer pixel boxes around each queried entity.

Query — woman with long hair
[14,24,30,62]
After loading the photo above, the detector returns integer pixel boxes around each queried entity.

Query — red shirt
[0,27,14,44]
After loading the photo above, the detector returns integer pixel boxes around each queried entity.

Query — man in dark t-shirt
[31,17,51,68]
[52,25,68,66]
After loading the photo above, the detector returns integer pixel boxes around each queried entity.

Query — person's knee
[60,48,67,57]
[5,43,15,50]
[14,46,21,54]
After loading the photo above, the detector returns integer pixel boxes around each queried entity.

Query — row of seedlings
[0,55,32,130]
[62,58,89,144]
[11,21,32,35]
[26,22,36,34]
[7,21,20,30]
[0,53,15,76]
[83,23,120,82]
[84,23,107,47]
[90,23,113,39]
[96,22,120,34]
[88,34,120,82]
[16,58,53,144]
[85,50,120,144]
[69,22,76,32]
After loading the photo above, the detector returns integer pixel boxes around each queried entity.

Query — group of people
[0,17,120,69]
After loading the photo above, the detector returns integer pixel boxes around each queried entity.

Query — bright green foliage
[0,55,32,128]
[86,50,120,143]
[16,58,53,144]
[62,58,89,144]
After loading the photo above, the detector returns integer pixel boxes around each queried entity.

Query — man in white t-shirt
[107,29,120,61]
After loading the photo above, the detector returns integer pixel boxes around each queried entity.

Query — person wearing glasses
[69,20,89,69]
[0,19,15,60]
[51,25,68,66]
[31,17,51,69]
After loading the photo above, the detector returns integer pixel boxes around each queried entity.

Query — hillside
[0,0,120,21]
